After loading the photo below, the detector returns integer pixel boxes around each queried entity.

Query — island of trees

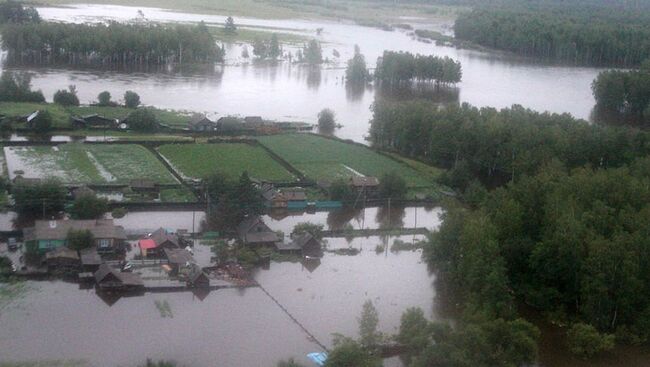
[454,1,650,66]
[592,62,650,125]
[374,51,462,85]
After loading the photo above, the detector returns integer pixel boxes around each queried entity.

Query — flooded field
[0,4,605,143]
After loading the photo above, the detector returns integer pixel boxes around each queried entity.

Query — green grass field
[157,143,295,182]
[4,144,177,185]
[257,134,437,188]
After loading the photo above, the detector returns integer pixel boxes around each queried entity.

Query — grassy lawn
[158,143,295,182]
[160,187,197,202]
[4,144,177,185]
[0,102,71,128]
[257,134,437,189]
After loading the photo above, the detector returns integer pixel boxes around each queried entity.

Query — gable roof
[45,246,79,261]
[237,216,279,244]
[281,188,307,201]
[189,115,214,126]
[94,263,143,286]
[150,227,180,248]
[138,239,157,250]
[24,219,127,242]
[164,248,194,265]
[80,248,102,266]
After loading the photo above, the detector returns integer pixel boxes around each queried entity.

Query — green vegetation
[160,187,196,203]
[257,134,437,191]
[317,108,336,131]
[2,21,225,66]
[126,108,158,132]
[7,144,177,185]
[252,33,282,60]
[378,172,407,200]
[12,178,66,218]
[592,65,650,125]
[204,172,263,230]
[454,2,650,66]
[66,229,94,251]
[158,143,295,182]
[123,91,141,109]
[345,45,370,85]
[302,40,323,64]
[291,222,324,239]
[567,323,615,358]
[53,86,80,107]
[0,72,44,103]
[69,195,109,219]
[0,1,40,24]
[0,102,68,128]
[375,51,462,85]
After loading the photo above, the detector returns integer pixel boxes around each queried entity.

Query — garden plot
[4,144,177,185]
[157,143,295,182]
[257,134,436,188]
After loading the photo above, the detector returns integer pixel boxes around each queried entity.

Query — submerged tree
[0,72,44,103]
[303,40,323,64]
[317,108,336,131]
[345,45,370,84]
[224,16,237,34]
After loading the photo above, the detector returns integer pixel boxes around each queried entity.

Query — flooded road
[0,4,605,143]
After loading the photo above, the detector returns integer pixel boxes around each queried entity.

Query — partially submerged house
[237,216,279,246]
[24,219,127,254]
[80,248,102,273]
[188,115,217,132]
[94,263,144,291]
[44,246,81,273]
[187,264,210,288]
[275,232,323,258]
[261,184,308,209]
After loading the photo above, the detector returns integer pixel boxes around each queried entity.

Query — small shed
[350,176,380,197]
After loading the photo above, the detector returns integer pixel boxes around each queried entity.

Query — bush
[111,207,128,219]
[292,222,324,239]
[329,179,354,204]
[126,108,158,132]
[53,85,80,106]
[31,110,52,133]
[124,90,141,108]
[324,336,381,367]
[70,195,109,219]
[67,229,94,251]
[0,72,44,102]
[567,323,615,358]
[318,108,336,130]
[97,91,113,106]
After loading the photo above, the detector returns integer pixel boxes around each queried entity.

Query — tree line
[0,0,40,24]
[592,63,650,125]
[370,101,650,190]
[1,21,225,67]
[454,6,650,67]
[374,51,461,85]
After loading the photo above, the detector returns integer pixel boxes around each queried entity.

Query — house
[237,216,279,246]
[261,183,285,208]
[94,263,144,291]
[71,114,118,129]
[23,219,127,254]
[186,264,210,288]
[188,115,217,132]
[163,247,195,275]
[44,246,80,272]
[80,248,102,272]
[275,232,323,258]
[350,176,380,197]
[138,228,182,257]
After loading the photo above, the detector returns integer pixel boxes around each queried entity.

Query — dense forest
[370,100,650,356]
[454,5,650,66]
[1,21,225,67]
[374,51,461,85]
[592,64,650,125]
[370,101,650,188]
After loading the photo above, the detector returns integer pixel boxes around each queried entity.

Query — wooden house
[163,247,195,276]
[237,216,279,246]
[139,228,182,257]
[187,265,210,288]
[275,232,323,258]
[23,219,127,254]
[80,248,102,273]
[44,246,81,273]
[188,115,217,132]
[94,263,144,291]
[71,114,118,129]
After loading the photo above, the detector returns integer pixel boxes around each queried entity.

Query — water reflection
[376,83,460,104]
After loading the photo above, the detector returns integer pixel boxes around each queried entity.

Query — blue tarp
[307,352,328,366]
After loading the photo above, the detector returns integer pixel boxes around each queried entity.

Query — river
[0,4,605,144]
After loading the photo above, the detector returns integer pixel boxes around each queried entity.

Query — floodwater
[0,4,605,143]
[0,234,438,367]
